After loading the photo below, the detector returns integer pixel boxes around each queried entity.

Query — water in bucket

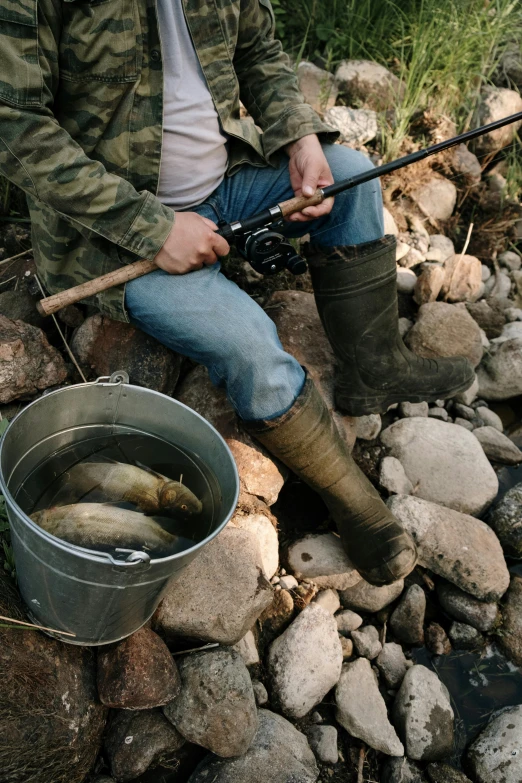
[14,431,218,560]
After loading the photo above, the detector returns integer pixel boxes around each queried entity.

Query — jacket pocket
[0,0,43,107]
[60,0,140,82]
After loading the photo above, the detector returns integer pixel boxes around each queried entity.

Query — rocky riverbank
[1,56,522,783]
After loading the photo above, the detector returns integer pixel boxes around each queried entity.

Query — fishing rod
[37,110,522,317]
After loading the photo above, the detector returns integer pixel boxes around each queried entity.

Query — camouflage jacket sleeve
[233,0,338,161]
[0,0,174,262]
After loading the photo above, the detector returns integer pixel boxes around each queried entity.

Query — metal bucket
[0,374,239,645]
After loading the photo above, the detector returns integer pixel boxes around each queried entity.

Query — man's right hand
[154,212,230,274]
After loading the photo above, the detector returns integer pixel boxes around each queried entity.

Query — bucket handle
[89,548,152,569]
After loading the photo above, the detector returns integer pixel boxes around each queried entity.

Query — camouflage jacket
[0,0,336,320]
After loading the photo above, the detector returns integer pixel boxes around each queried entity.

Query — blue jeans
[126,144,384,421]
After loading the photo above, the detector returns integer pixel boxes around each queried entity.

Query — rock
[0,289,43,327]
[451,144,482,186]
[268,604,343,718]
[393,665,454,761]
[390,585,426,645]
[279,574,298,590]
[399,401,429,417]
[187,709,318,783]
[397,241,413,263]
[305,725,339,765]
[384,207,399,236]
[379,456,414,495]
[467,300,506,339]
[335,59,405,111]
[164,649,257,757]
[474,426,522,464]
[382,757,426,783]
[443,254,483,303]
[154,526,273,645]
[286,533,362,591]
[491,269,512,299]
[72,314,181,395]
[340,636,353,659]
[397,267,417,294]
[428,407,450,422]
[267,290,356,447]
[252,680,268,706]
[426,763,473,783]
[478,338,522,400]
[355,413,382,440]
[405,302,483,368]
[177,366,285,506]
[105,709,185,781]
[499,576,522,666]
[413,264,446,305]
[376,643,410,689]
[467,705,522,783]
[412,178,457,222]
[453,402,475,421]
[454,374,479,405]
[425,623,452,656]
[231,504,279,579]
[0,572,106,783]
[429,235,455,264]
[57,303,85,328]
[399,317,413,337]
[233,630,260,666]
[381,418,498,515]
[259,589,295,638]
[448,621,484,649]
[351,625,382,659]
[0,314,67,403]
[482,265,492,282]
[506,307,522,321]
[313,588,340,615]
[475,406,503,430]
[387,496,509,601]
[336,609,363,634]
[297,61,338,113]
[97,626,181,710]
[492,321,522,344]
[485,484,522,558]
[340,578,404,613]
[400,247,427,270]
[499,250,522,271]
[437,582,498,631]
[324,106,378,146]
[335,658,404,756]
[472,87,522,153]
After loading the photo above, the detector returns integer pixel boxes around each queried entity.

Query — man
[0,0,474,585]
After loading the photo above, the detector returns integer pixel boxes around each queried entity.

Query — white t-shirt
[156,0,229,209]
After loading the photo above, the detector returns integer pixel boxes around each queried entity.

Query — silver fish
[64,461,203,517]
[31,503,177,552]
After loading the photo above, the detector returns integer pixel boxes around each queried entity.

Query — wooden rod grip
[279,188,325,217]
[37,259,158,317]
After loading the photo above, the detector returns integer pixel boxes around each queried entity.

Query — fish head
[160,482,203,517]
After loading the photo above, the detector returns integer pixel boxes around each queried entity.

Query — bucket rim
[0,378,240,567]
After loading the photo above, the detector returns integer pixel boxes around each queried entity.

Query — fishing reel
[234,221,308,277]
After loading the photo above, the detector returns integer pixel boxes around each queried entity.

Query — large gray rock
[297,61,338,113]
[411,178,457,222]
[478,338,522,400]
[105,709,185,782]
[499,576,522,666]
[393,665,454,761]
[376,643,410,689]
[335,59,405,111]
[335,658,404,756]
[286,533,362,590]
[154,527,273,645]
[268,604,343,718]
[381,417,498,515]
[164,649,257,757]
[324,106,378,146]
[188,709,319,783]
[474,426,522,465]
[467,705,522,783]
[485,483,522,558]
[436,582,498,632]
[472,86,522,153]
[390,585,426,645]
[387,495,510,602]
[340,578,404,612]
[405,302,483,368]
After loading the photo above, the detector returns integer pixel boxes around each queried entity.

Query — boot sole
[336,373,476,417]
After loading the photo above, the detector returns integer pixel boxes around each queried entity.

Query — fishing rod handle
[36,258,157,317]
[278,188,324,216]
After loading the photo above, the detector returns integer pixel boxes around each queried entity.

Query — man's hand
[285,134,335,223]
[155,212,230,274]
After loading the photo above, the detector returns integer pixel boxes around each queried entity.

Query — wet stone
[485,484,522,559]
[436,582,499,632]
[499,576,522,666]
[448,621,484,650]
[425,623,452,656]
[467,705,522,783]
[390,584,426,645]
[426,763,473,783]
[381,757,427,783]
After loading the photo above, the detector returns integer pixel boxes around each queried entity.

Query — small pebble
[252,679,268,706]
[306,725,339,765]
[271,576,280,585]
[279,575,299,591]
[339,636,353,659]
[425,623,452,656]
[399,401,429,417]
[351,625,382,660]
[454,417,475,432]
[453,402,475,421]
[311,711,323,724]
[313,589,341,615]
[449,622,484,650]
[336,610,363,635]
[475,406,503,432]
[428,407,450,422]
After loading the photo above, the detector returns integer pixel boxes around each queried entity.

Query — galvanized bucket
[0,373,239,645]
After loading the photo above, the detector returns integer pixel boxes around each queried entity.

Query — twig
[0,247,33,266]
[0,613,76,637]
[0,275,16,288]
[34,275,87,383]
[459,222,474,258]
[357,745,366,783]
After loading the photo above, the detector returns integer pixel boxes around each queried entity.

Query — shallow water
[15,431,218,559]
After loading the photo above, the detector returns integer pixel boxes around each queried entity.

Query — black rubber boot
[306,235,475,416]
[244,377,417,586]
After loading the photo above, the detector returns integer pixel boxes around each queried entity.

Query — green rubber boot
[306,236,475,416]
[244,377,417,586]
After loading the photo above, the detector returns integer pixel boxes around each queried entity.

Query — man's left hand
[285,134,335,222]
